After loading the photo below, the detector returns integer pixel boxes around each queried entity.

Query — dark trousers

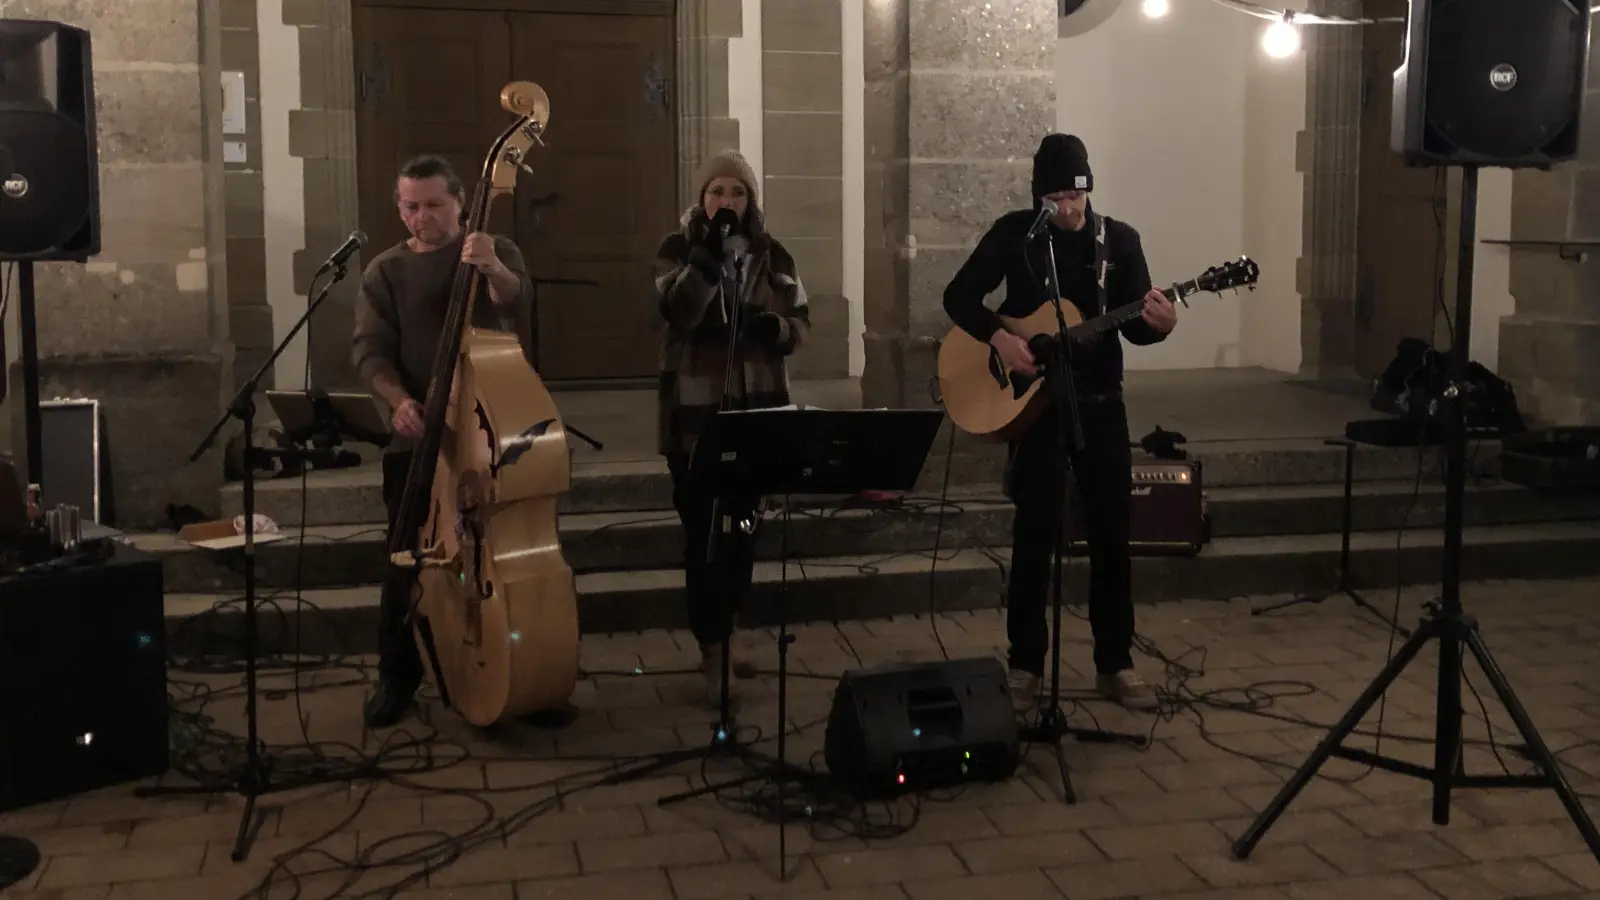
[667,453,756,649]
[378,450,425,689]
[1006,396,1135,677]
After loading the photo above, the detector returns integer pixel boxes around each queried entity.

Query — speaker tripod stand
[1230,165,1600,865]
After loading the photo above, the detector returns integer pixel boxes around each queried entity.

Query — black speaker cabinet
[0,19,101,261]
[0,541,169,811]
[824,657,1020,798]
[1391,0,1591,167]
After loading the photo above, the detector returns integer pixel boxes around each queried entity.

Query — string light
[1119,1,1401,59]
[1261,12,1301,57]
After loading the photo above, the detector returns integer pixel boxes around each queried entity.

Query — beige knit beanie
[692,150,759,206]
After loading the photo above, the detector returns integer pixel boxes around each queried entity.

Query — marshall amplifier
[1065,459,1208,557]
[0,540,169,811]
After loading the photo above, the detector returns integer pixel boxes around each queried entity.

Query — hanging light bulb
[1141,0,1170,18]
[1261,12,1301,58]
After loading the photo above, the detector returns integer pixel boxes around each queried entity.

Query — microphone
[1026,199,1059,239]
[319,230,367,273]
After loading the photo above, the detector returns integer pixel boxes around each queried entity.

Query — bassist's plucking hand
[990,330,1037,376]
[392,398,425,440]
[1141,289,1178,334]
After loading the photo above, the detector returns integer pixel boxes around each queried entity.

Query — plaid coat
[652,208,811,458]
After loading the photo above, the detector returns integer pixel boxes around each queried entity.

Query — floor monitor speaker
[0,20,100,261]
[824,657,1020,798]
[1391,0,1591,167]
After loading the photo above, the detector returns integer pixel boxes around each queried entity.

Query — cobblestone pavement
[5,579,1600,899]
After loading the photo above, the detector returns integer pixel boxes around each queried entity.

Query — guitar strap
[1092,211,1110,315]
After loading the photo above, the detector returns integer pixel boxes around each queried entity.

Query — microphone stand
[707,235,748,744]
[1019,214,1148,804]
[135,258,354,862]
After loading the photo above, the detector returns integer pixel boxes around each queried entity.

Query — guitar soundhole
[1010,371,1034,401]
[987,349,1008,390]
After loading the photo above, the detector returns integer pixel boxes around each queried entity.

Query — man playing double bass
[351,154,535,728]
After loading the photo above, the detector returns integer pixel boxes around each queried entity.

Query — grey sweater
[350,232,534,452]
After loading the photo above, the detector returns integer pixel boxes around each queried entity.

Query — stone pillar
[763,0,849,378]
[860,0,1056,409]
[1295,0,1362,378]
[677,0,742,207]
[5,0,231,528]
[220,0,273,394]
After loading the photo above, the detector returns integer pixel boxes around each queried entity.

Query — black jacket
[943,205,1165,395]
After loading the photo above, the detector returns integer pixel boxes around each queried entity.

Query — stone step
[219,438,1498,527]
[162,520,1600,657]
[149,476,1591,595]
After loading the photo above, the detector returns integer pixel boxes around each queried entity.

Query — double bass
[386,81,580,725]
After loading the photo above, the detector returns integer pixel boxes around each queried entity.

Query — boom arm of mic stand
[189,264,350,464]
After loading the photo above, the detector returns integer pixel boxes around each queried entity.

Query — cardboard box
[179,518,287,551]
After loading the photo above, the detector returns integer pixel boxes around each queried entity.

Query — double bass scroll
[386,80,581,727]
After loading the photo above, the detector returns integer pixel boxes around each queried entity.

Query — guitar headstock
[1196,257,1260,294]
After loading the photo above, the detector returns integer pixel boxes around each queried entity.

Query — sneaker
[1007,668,1041,716]
[1096,669,1159,711]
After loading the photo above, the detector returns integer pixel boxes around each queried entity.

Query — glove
[688,207,739,282]
[743,310,784,346]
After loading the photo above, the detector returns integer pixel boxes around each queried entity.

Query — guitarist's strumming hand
[990,330,1037,376]
[1141,289,1178,333]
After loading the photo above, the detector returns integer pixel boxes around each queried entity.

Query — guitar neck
[1066,282,1187,341]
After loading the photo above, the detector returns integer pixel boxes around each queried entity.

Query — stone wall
[220,0,272,393]
[4,0,231,528]
[860,0,1055,409]
[1495,61,1600,426]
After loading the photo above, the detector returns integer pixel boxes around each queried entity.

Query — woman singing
[650,150,811,707]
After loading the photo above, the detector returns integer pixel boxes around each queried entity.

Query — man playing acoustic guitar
[942,133,1178,715]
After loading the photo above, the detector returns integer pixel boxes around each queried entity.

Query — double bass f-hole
[466,515,493,600]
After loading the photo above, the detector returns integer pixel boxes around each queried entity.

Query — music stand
[264,389,391,476]
[657,406,947,876]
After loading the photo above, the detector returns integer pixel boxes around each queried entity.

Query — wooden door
[1355,0,1446,379]
[353,6,516,256]
[509,12,678,380]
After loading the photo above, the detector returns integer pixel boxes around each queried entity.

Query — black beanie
[1031,133,1093,199]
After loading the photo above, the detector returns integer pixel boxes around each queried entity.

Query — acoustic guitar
[936,256,1260,442]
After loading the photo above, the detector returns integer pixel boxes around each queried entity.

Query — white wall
[257,0,308,390]
[728,0,764,188]
[1057,0,1304,372]
[843,0,865,376]
[1473,170,1514,371]
[1240,35,1306,373]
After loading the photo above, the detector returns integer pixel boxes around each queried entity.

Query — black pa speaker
[823,657,1020,798]
[1391,0,1592,168]
[0,19,101,261]
[0,541,169,811]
